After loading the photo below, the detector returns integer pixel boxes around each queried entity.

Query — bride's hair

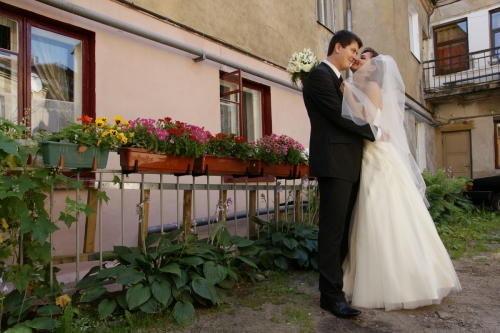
[362,47,379,58]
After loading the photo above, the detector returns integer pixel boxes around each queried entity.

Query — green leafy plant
[74,219,261,325]
[0,118,97,331]
[423,168,476,224]
[205,133,252,160]
[249,216,318,271]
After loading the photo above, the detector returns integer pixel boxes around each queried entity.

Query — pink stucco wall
[5,0,311,283]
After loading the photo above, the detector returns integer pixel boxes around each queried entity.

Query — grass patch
[437,210,500,259]
[284,305,315,333]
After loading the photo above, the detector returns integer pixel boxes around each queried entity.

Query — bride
[341,48,461,311]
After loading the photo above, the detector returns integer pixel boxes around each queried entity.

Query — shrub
[423,168,476,224]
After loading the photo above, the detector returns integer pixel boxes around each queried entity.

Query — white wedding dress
[342,110,461,311]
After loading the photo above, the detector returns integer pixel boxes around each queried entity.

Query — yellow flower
[110,130,118,136]
[124,121,130,128]
[114,116,123,126]
[102,116,109,123]
[1,218,8,230]
[102,131,109,138]
[56,294,72,309]
[121,136,128,145]
[129,132,135,138]
[95,119,105,128]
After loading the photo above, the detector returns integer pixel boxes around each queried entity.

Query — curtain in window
[30,27,82,134]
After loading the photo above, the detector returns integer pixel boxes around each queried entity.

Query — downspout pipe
[35,0,300,91]
[405,96,440,126]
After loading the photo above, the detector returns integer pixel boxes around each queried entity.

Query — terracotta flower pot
[117,147,194,175]
[193,155,249,176]
[294,164,309,179]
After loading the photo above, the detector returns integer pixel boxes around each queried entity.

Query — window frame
[219,71,272,140]
[433,19,469,75]
[0,2,95,129]
[408,1,420,61]
[316,0,335,33]
[491,8,500,50]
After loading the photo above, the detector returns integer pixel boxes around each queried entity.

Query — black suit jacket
[303,62,375,182]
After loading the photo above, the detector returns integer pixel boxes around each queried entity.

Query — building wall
[430,0,499,54]
[429,0,500,178]
[351,0,434,105]
[122,0,337,67]
[4,0,314,269]
[434,97,500,178]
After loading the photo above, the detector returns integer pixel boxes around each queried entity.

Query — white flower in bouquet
[287,48,319,86]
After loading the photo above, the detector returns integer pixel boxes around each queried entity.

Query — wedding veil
[341,55,428,205]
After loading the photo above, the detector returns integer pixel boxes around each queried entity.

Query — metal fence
[48,170,316,290]
[423,46,500,92]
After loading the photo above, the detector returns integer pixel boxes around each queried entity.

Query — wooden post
[219,190,227,224]
[138,190,150,248]
[273,188,280,227]
[84,189,98,253]
[183,190,193,235]
[294,189,302,222]
[248,190,257,236]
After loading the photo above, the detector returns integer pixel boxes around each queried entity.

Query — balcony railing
[45,170,316,289]
[423,46,500,92]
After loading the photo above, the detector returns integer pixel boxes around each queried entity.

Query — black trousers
[317,177,360,303]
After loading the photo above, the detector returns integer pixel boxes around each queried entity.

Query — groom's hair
[327,30,363,56]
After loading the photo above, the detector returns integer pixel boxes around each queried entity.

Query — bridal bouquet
[286,48,319,86]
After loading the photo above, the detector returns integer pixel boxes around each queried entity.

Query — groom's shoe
[320,298,362,319]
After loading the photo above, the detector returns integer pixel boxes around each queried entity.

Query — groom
[302,30,376,318]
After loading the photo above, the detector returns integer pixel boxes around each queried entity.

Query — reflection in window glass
[0,16,18,52]
[0,51,18,121]
[30,27,82,134]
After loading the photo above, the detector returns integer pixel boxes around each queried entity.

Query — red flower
[165,117,172,123]
[77,115,93,125]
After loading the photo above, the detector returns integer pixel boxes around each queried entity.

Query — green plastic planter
[39,141,109,169]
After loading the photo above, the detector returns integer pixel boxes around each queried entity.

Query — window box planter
[117,147,194,175]
[39,141,109,169]
[294,164,310,179]
[193,155,249,176]
[248,159,295,179]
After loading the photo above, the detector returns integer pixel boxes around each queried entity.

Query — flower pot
[294,164,309,179]
[248,159,295,178]
[193,155,249,176]
[39,141,109,169]
[117,147,194,175]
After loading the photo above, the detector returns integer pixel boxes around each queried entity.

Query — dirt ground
[160,251,500,333]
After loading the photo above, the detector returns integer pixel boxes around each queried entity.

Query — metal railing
[49,170,317,289]
[423,46,500,92]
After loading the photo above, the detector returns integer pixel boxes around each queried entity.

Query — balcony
[423,47,500,101]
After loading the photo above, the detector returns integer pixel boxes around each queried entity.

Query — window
[0,4,94,133]
[408,1,420,61]
[491,9,500,64]
[316,0,335,32]
[434,20,468,75]
[219,70,271,142]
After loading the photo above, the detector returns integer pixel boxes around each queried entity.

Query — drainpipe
[347,0,352,32]
[35,0,300,91]
[404,96,440,126]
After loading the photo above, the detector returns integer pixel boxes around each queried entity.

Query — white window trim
[317,0,335,33]
[408,1,420,61]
